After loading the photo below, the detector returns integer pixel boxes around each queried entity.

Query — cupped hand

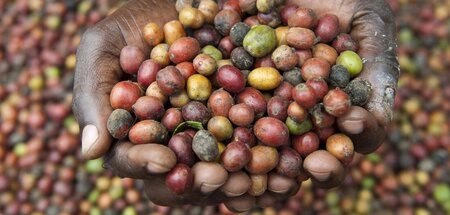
[286,0,398,188]
[72,0,398,211]
[72,0,298,211]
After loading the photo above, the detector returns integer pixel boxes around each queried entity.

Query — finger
[303,150,346,189]
[351,0,399,126]
[143,176,183,206]
[144,176,228,207]
[221,171,251,197]
[256,192,277,208]
[103,142,177,179]
[191,162,229,194]
[267,173,300,200]
[73,26,124,160]
[337,106,385,154]
[224,194,256,213]
[73,1,178,160]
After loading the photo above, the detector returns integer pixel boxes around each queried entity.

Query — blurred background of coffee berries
[0,0,449,214]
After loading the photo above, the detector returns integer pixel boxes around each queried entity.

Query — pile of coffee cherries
[107,0,372,196]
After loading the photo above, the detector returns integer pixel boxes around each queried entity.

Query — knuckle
[79,27,107,48]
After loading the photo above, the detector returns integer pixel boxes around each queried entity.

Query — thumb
[72,27,124,160]
[350,0,399,126]
[73,85,113,160]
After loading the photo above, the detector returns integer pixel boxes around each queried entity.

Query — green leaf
[173,121,204,136]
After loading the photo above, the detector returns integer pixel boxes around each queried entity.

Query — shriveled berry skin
[192,130,219,162]
[166,164,194,195]
[283,67,303,86]
[230,22,251,46]
[231,47,254,70]
[257,9,282,28]
[253,117,290,147]
[310,103,335,128]
[329,65,350,89]
[107,109,134,139]
[344,78,373,106]
[271,45,298,71]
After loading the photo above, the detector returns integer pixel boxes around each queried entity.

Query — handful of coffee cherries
[107,0,372,196]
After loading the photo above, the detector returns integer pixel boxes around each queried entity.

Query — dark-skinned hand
[73,0,398,212]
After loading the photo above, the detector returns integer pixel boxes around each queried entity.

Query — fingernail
[269,187,291,194]
[82,125,98,155]
[222,189,246,197]
[227,203,252,213]
[307,170,331,182]
[342,120,364,134]
[200,183,222,194]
